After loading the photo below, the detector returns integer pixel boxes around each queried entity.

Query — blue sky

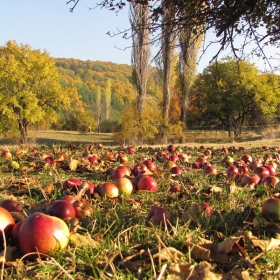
[1,1,279,73]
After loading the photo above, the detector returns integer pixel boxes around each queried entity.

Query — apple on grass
[98,182,119,198]
[0,199,23,212]
[0,206,15,246]
[137,176,158,192]
[189,202,212,220]
[46,200,76,220]
[262,198,280,222]
[19,212,70,258]
[240,173,260,187]
[146,206,170,225]
[114,177,134,196]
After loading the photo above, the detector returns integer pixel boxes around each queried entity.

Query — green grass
[0,142,280,278]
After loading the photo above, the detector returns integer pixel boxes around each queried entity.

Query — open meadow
[0,130,280,279]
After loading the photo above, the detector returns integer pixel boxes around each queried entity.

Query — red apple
[88,155,98,165]
[240,154,253,164]
[46,200,76,220]
[72,199,93,218]
[189,202,212,219]
[248,160,262,170]
[263,176,280,188]
[240,173,260,186]
[19,212,69,258]
[11,220,24,245]
[238,165,249,174]
[170,166,182,175]
[254,166,270,181]
[114,177,134,195]
[98,182,119,198]
[167,144,175,153]
[169,184,181,193]
[263,164,276,176]
[146,206,170,225]
[132,163,148,177]
[138,176,158,192]
[55,152,66,161]
[127,146,136,155]
[106,151,115,161]
[204,165,217,175]
[116,152,128,164]
[143,159,157,171]
[170,155,179,162]
[226,166,239,179]
[191,162,201,169]
[262,198,280,221]
[63,178,83,192]
[1,149,12,160]
[0,206,15,245]
[0,199,23,212]
[112,167,131,180]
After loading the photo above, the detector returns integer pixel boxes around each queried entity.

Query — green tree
[0,41,72,144]
[194,58,280,137]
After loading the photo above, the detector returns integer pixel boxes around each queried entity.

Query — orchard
[0,143,280,278]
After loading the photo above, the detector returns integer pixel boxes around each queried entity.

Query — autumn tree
[130,2,151,113]
[0,41,74,144]
[104,78,112,120]
[194,58,280,137]
[95,85,102,132]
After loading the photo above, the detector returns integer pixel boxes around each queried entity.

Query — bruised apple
[262,198,280,222]
[72,199,93,218]
[19,212,69,258]
[146,206,170,225]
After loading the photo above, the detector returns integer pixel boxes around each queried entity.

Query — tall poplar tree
[104,78,112,120]
[129,2,151,114]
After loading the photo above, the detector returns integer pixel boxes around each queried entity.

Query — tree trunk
[18,118,28,144]
[130,2,151,114]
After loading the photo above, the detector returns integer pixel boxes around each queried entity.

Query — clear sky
[0,0,279,73]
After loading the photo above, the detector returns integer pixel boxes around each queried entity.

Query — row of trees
[0,40,279,144]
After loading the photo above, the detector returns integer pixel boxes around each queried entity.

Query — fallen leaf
[69,232,98,248]
[252,238,280,251]
[218,236,245,254]
[69,159,78,171]
[153,247,184,262]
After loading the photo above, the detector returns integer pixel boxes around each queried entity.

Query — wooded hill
[55,58,162,125]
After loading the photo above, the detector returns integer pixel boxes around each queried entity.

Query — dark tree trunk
[18,118,28,144]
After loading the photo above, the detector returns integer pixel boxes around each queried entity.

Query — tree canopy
[193,58,280,137]
[67,0,280,70]
[0,41,77,143]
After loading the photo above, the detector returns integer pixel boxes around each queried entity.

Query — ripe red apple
[226,166,239,179]
[191,162,201,169]
[204,165,217,175]
[254,166,270,181]
[0,206,15,245]
[116,152,128,164]
[220,147,229,154]
[146,206,170,225]
[72,199,93,218]
[11,220,24,245]
[170,166,182,175]
[114,177,134,195]
[189,202,212,219]
[143,159,157,171]
[156,150,169,162]
[263,176,280,188]
[1,149,12,160]
[106,151,115,161]
[238,165,249,174]
[240,154,253,164]
[132,163,148,177]
[111,168,130,180]
[263,164,276,176]
[262,198,280,222]
[248,160,262,170]
[63,178,83,192]
[19,212,69,258]
[240,173,260,186]
[167,144,175,153]
[46,200,76,220]
[88,155,98,165]
[138,176,158,192]
[98,182,119,198]
[127,146,136,155]
[170,155,179,162]
[0,199,23,212]
[169,183,181,193]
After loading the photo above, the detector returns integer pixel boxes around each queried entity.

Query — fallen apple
[240,173,260,186]
[189,202,212,219]
[46,200,76,220]
[0,199,23,212]
[98,182,119,198]
[132,163,148,177]
[19,212,70,258]
[72,199,93,218]
[114,177,134,195]
[138,176,158,192]
[146,206,170,225]
[262,198,280,222]
[0,206,15,245]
